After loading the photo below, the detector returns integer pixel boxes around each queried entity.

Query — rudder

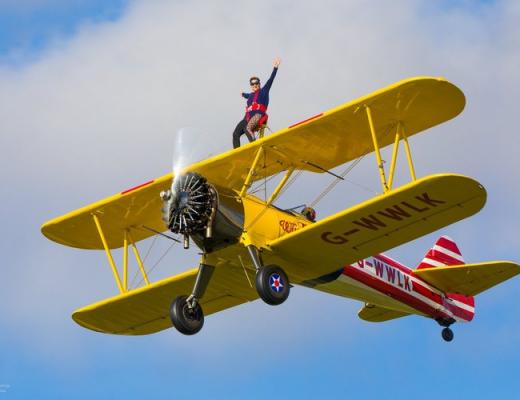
[417,235,465,270]
[417,236,474,314]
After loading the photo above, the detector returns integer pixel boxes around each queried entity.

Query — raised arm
[263,57,281,92]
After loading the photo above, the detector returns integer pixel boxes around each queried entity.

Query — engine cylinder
[162,172,244,253]
[165,172,215,235]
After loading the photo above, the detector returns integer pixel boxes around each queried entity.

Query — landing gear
[170,262,215,335]
[441,327,454,342]
[247,245,290,306]
[170,295,204,335]
[255,265,290,305]
[436,317,455,342]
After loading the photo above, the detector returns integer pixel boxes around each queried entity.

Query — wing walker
[42,77,520,341]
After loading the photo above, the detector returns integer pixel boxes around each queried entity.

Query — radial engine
[160,172,244,253]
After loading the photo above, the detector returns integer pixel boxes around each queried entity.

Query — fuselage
[234,194,474,324]
[313,253,475,323]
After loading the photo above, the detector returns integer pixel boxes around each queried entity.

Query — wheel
[441,327,454,342]
[169,295,204,335]
[255,265,290,305]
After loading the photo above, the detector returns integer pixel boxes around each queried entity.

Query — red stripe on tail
[416,236,475,314]
[417,235,464,270]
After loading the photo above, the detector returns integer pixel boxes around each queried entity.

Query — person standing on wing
[232,57,281,149]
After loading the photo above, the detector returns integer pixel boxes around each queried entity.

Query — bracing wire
[250,166,303,200]
[128,234,157,288]
[343,178,378,195]
[309,155,365,208]
[307,122,398,208]
[132,241,176,289]
[250,173,278,194]
[143,235,157,263]
[278,169,303,198]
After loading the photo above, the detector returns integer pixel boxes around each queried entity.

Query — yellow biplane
[41,77,519,338]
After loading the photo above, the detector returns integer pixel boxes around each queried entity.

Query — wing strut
[238,145,297,208]
[239,146,265,198]
[244,167,296,234]
[388,122,417,189]
[365,105,389,193]
[365,107,418,193]
[266,167,295,205]
[91,214,151,293]
[92,214,124,293]
[128,231,151,286]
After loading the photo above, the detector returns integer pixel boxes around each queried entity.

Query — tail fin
[416,236,475,319]
[417,236,465,270]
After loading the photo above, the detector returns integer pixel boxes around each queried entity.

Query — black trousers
[232,118,254,149]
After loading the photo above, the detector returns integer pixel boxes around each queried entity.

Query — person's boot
[246,129,255,142]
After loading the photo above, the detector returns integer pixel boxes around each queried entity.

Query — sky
[0,0,519,398]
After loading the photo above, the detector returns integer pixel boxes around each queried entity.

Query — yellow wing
[190,76,465,189]
[41,76,465,250]
[41,176,171,250]
[265,174,486,282]
[358,304,411,322]
[72,261,258,335]
[413,261,520,296]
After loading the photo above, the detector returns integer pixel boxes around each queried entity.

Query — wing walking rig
[41,77,519,340]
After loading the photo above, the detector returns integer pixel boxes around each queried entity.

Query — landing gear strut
[170,262,215,335]
[247,245,290,306]
[436,317,455,342]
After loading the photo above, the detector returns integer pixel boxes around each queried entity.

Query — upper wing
[72,261,258,335]
[41,175,171,249]
[41,77,464,250]
[265,174,486,282]
[358,304,411,322]
[413,261,520,296]
[190,76,465,189]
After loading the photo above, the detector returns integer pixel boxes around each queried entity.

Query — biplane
[41,77,519,341]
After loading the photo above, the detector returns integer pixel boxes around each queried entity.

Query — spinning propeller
[161,128,217,249]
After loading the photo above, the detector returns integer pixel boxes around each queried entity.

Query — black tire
[441,327,454,342]
[169,295,204,335]
[255,265,290,305]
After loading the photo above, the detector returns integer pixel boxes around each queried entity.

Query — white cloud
[1,0,519,369]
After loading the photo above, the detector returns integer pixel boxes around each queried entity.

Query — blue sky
[0,1,127,61]
[1,1,519,399]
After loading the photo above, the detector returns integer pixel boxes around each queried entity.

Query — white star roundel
[269,273,284,292]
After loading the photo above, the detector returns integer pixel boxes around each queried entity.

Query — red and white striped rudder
[417,236,465,270]
[417,236,475,313]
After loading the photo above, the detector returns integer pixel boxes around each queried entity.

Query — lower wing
[266,174,486,282]
[73,262,258,335]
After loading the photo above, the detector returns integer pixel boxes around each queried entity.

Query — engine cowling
[161,172,244,253]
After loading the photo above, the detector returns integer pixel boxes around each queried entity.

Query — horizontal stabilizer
[358,304,411,322]
[413,261,520,296]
